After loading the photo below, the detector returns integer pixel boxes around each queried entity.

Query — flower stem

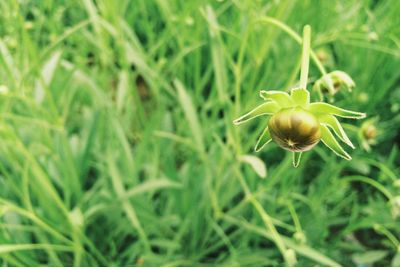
[300,25,311,89]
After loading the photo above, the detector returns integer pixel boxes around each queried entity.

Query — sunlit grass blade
[174,79,205,154]
[123,179,182,199]
[239,155,267,178]
[202,5,228,103]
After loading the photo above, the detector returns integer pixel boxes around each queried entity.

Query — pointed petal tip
[343,138,355,149]
[352,112,367,119]
[232,119,240,125]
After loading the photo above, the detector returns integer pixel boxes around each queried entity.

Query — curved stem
[342,175,394,201]
[256,17,330,82]
[300,25,311,89]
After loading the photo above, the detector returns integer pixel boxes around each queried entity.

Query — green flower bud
[313,70,355,97]
[268,107,321,152]
[359,118,378,151]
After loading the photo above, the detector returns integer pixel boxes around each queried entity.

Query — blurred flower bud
[0,85,9,95]
[294,232,307,244]
[313,71,355,98]
[390,196,400,219]
[24,21,34,30]
[368,32,379,41]
[357,92,369,104]
[359,118,378,152]
[315,48,333,67]
[185,16,194,26]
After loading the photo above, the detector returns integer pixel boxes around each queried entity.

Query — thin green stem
[300,25,311,89]
[256,17,333,92]
[373,224,400,248]
[233,168,294,266]
[342,175,394,201]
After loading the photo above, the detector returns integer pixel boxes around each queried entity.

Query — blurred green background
[0,0,399,266]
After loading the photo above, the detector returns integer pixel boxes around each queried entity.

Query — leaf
[0,244,72,254]
[352,250,389,265]
[318,114,354,148]
[233,101,279,125]
[223,214,343,267]
[174,79,205,153]
[202,5,228,103]
[392,252,400,267]
[291,88,309,107]
[320,124,351,160]
[259,90,294,108]
[254,126,272,152]
[0,39,20,82]
[116,70,129,113]
[35,50,62,103]
[292,152,302,167]
[240,155,267,178]
[123,179,182,199]
[309,102,366,119]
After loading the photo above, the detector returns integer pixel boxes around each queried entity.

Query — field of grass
[0,0,400,266]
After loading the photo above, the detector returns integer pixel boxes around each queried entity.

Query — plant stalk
[300,25,311,89]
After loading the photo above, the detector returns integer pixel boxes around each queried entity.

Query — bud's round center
[268,107,321,152]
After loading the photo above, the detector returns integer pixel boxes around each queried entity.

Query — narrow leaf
[174,79,205,153]
[0,244,72,254]
[291,88,309,107]
[309,102,366,119]
[318,114,354,148]
[233,102,279,125]
[35,50,62,103]
[123,179,182,199]
[320,124,351,160]
[254,126,272,152]
[202,5,228,103]
[292,152,302,167]
[352,250,389,265]
[259,90,294,108]
[240,155,267,178]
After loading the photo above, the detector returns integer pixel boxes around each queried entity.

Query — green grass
[0,0,399,266]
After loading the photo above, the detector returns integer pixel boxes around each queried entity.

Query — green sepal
[309,102,366,119]
[233,101,280,125]
[292,152,302,168]
[318,114,354,148]
[320,124,351,160]
[259,90,294,108]
[291,88,309,107]
[254,126,272,152]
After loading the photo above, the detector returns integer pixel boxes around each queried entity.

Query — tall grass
[0,0,399,266]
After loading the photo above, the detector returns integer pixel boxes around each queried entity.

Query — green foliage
[0,0,399,266]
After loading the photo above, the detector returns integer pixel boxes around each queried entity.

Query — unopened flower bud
[268,107,321,152]
[294,232,307,244]
[359,118,378,152]
[362,124,377,140]
[313,71,355,96]
[315,48,333,67]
